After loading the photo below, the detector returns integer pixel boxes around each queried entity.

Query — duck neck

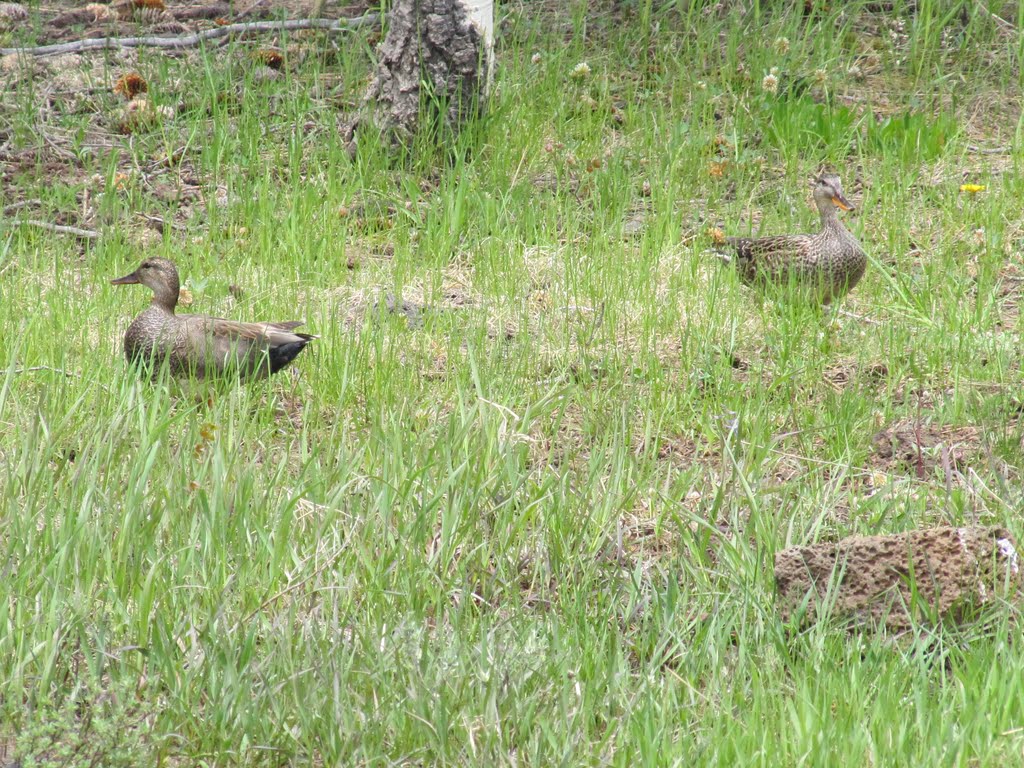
[150,281,179,313]
[816,199,842,230]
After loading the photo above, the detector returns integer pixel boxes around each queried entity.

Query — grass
[2,0,1024,763]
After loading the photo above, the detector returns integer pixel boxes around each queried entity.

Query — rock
[622,213,646,238]
[774,526,1022,633]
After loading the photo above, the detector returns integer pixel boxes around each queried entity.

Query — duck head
[111,257,181,310]
[811,174,854,212]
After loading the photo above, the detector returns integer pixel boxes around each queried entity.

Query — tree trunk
[347,0,493,153]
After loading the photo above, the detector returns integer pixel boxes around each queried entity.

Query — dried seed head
[113,71,148,100]
[252,49,285,70]
[708,160,728,178]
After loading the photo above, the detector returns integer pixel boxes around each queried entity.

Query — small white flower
[696,80,707,90]
[570,61,591,80]
[762,73,779,94]
[531,52,542,64]
[774,36,790,54]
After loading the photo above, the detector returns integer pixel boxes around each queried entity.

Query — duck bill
[831,194,854,211]
[110,271,140,285]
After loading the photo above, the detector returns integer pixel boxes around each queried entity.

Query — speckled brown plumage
[717,174,867,305]
[111,258,315,381]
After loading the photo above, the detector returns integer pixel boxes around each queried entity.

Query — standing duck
[715,174,867,305]
[111,258,315,381]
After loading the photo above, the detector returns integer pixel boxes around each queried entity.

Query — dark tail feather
[268,334,315,374]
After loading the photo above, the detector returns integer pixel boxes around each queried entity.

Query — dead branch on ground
[9,219,99,240]
[1,14,380,57]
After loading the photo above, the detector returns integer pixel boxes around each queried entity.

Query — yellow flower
[960,184,985,194]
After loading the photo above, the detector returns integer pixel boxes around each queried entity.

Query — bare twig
[10,219,99,240]
[12,366,81,377]
[39,122,80,162]
[0,14,381,57]
[913,402,925,481]
[976,1,1016,32]
[966,144,1011,155]
[837,308,881,326]
[2,199,42,215]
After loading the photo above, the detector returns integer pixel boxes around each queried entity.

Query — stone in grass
[775,527,1022,634]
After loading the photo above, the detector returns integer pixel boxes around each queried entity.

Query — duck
[714,174,867,305]
[111,257,315,381]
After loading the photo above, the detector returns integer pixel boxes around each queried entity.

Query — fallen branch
[10,219,99,240]
[12,366,81,377]
[2,199,42,214]
[966,144,1011,155]
[0,14,381,57]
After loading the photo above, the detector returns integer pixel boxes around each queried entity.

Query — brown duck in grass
[714,174,867,306]
[111,258,315,381]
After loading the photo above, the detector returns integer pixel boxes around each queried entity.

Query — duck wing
[179,314,316,378]
[723,234,813,284]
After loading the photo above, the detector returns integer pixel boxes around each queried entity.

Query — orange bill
[831,194,854,211]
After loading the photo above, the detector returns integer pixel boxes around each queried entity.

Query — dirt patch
[335,271,477,329]
[995,262,1024,328]
[823,360,889,391]
[1,0,380,214]
[870,420,981,478]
